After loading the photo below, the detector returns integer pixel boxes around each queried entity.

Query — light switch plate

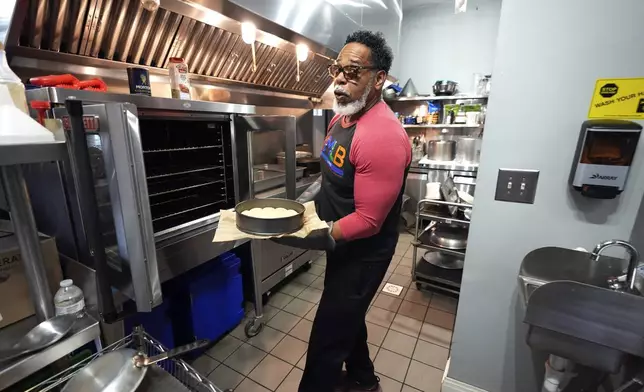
[495,169,540,204]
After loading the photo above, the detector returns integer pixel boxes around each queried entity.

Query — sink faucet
[591,240,641,292]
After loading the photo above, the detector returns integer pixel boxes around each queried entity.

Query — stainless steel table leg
[245,239,264,337]
[1,165,55,322]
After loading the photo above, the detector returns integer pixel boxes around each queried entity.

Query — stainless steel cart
[411,199,472,295]
[28,327,227,392]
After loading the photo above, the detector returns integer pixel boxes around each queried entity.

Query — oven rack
[146,165,225,180]
[143,145,224,153]
[148,177,226,198]
[151,196,227,223]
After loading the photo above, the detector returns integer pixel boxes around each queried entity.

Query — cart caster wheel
[416,282,423,290]
[302,262,311,271]
[262,293,269,306]
[245,319,263,337]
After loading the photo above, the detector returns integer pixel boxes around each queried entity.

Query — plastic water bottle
[54,279,86,316]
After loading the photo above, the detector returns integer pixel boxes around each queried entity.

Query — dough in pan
[241,207,298,219]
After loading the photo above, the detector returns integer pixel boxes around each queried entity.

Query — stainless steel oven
[22,88,309,321]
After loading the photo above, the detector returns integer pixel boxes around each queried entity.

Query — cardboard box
[0,221,62,328]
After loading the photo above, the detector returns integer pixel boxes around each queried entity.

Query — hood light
[241,22,257,72]
[295,43,309,83]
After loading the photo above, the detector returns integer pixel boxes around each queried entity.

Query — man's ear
[374,70,387,90]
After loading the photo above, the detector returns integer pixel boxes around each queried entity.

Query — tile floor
[190,233,458,392]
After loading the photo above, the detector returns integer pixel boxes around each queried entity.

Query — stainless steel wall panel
[90,0,114,57]
[131,6,159,64]
[118,1,145,62]
[68,0,89,53]
[163,17,195,68]
[105,0,130,60]
[79,0,101,56]
[220,39,248,80]
[152,13,182,68]
[195,28,223,74]
[210,34,240,77]
[141,9,168,66]
[264,52,289,86]
[51,0,69,51]
[180,22,205,66]
[275,56,297,89]
[204,30,232,76]
[190,25,216,73]
[31,0,47,48]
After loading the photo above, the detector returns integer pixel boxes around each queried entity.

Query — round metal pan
[422,251,464,269]
[429,223,468,250]
[235,198,305,236]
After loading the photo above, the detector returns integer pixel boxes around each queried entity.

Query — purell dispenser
[570,120,642,199]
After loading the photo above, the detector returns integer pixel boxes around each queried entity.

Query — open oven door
[234,115,298,201]
[233,114,311,333]
[54,101,161,320]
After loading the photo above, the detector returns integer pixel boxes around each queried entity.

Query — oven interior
[139,117,236,233]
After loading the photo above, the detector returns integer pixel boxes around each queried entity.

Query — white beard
[333,81,373,116]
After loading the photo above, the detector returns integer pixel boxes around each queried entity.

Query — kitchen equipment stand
[28,326,227,392]
[0,142,103,391]
[411,199,472,295]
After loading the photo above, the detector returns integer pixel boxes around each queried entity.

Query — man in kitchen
[276,30,411,392]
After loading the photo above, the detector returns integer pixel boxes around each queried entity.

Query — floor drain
[382,283,404,296]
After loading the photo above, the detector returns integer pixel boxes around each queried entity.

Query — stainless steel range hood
[3,0,360,98]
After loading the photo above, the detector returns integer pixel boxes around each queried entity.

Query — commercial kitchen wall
[397,0,502,94]
[446,0,644,391]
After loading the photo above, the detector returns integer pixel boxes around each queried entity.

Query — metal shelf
[148,177,225,198]
[146,164,224,180]
[0,314,100,390]
[412,240,467,258]
[387,95,489,102]
[418,212,471,226]
[403,124,483,129]
[0,142,67,166]
[415,257,463,288]
[143,145,223,153]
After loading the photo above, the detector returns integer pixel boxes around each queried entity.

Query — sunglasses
[328,63,379,80]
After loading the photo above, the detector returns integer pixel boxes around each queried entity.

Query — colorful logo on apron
[321,135,347,177]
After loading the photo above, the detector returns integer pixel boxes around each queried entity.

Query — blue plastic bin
[124,252,244,347]
[188,252,244,341]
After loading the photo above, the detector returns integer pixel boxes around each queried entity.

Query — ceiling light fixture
[241,22,257,72]
[295,43,309,82]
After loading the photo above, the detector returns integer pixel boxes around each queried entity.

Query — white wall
[398,0,502,93]
[447,0,644,391]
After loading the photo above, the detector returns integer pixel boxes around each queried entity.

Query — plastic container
[54,279,86,316]
[0,43,28,113]
[168,57,191,100]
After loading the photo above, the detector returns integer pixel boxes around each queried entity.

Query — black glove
[297,177,321,203]
[271,221,335,251]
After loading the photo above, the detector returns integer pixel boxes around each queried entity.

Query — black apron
[315,117,409,259]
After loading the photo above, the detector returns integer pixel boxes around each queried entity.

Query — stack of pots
[426,138,480,164]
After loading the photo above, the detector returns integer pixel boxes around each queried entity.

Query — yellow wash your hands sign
[588,78,644,119]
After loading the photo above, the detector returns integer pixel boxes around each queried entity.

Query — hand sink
[519,246,629,303]
[520,246,644,374]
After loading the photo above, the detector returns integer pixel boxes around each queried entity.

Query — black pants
[299,246,392,392]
